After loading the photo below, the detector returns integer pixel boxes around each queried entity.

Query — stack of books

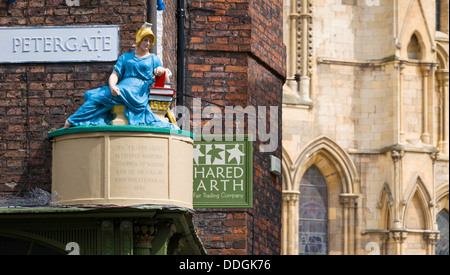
[149,72,177,124]
[149,71,175,102]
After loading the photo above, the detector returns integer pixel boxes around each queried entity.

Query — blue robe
[67,51,175,129]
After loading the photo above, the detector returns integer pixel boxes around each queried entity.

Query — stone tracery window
[298,165,328,255]
[436,209,449,255]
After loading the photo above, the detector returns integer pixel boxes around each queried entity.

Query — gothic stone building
[282,0,449,255]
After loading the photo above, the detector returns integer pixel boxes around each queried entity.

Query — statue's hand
[154,67,165,77]
[110,85,121,97]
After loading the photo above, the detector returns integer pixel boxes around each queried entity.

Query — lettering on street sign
[0,25,120,63]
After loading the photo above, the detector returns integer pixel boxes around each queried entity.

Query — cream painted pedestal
[49,126,194,208]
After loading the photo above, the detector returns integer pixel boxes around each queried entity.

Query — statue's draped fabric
[67,51,175,128]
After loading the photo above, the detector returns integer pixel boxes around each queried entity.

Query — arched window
[436,210,449,255]
[298,165,328,255]
[407,34,422,60]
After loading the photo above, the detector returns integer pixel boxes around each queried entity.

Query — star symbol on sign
[227,144,245,165]
[207,145,224,165]
[193,145,204,165]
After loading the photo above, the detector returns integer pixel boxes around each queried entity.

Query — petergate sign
[0,25,120,63]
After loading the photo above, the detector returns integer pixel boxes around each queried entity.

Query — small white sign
[65,0,80,6]
[0,25,120,63]
[270,155,281,176]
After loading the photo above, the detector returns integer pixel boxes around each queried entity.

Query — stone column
[389,231,408,255]
[286,0,299,94]
[421,65,432,144]
[437,71,449,154]
[444,78,449,154]
[398,61,406,143]
[299,0,312,103]
[340,193,359,255]
[424,232,440,255]
[282,191,300,255]
[282,191,288,255]
[431,151,439,233]
[391,149,404,230]
[379,233,390,255]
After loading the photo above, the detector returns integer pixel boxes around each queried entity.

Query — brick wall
[186,0,286,255]
[162,0,178,86]
[0,0,155,195]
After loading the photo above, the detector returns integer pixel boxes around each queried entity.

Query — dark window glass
[436,210,449,255]
[299,165,328,255]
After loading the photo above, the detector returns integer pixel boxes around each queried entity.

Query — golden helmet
[135,22,156,48]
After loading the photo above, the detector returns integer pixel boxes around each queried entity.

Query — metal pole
[148,0,158,55]
[176,0,186,107]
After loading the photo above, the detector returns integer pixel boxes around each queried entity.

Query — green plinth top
[48,125,194,139]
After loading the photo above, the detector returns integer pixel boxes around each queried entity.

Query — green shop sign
[193,136,253,208]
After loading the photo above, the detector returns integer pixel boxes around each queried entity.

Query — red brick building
[0,0,285,255]
[186,0,285,255]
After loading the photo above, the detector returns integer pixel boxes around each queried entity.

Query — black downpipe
[176,0,186,107]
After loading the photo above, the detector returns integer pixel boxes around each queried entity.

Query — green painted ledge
[48,125,194,139]
[0,205,189,220]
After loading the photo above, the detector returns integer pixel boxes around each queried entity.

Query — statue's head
[135,22,156,49]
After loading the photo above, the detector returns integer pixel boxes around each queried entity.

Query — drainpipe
[147,0,158,55]
[176,0,186,107]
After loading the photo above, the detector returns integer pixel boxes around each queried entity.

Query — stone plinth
[49,126,194,208]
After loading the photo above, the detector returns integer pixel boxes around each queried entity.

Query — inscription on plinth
[109,137,168,199]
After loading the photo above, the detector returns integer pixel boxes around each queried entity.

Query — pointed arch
[291,136,360,195]
[377,182,394,230]
[402,174,433,230]
[399,0,434,61]
[407,33,423,60]
[436,182,449,212]
[281,136,360,255]
[377,182,394,208]
[436,42,448,70]
[403,30,429,61]
[281,145,295,191]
